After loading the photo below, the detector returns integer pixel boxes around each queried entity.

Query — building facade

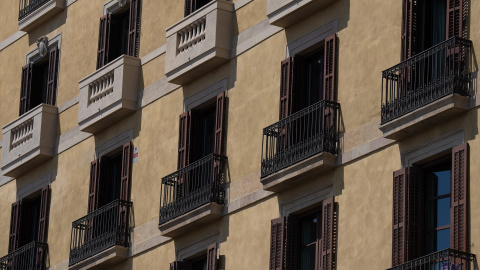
[0,0,478,269]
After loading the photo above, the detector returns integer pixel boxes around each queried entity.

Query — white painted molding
[176,231,220,260]
[17,173,51,200]
[95,128,133,157]
[280,183,332,216]
[184,78,228,111]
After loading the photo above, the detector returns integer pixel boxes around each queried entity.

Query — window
[8,185,51,253]
[391,143,468,266]
[269,197,335,270]
[19,46,59,116]
[170,243,218,270]
[184,0,212,17]
[96,0,141,69]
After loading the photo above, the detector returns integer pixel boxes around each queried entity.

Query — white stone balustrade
[88,72,115,106]
[177,17,207,54]
[10,118,34,150]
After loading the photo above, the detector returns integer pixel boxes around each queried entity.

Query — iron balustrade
[261,100,340,178]
[159,153,227,225]
[0,241,47,270]
[387,249,476,270]
[69,199,132,266]
[19,0,50,20]
[381,37,473,124]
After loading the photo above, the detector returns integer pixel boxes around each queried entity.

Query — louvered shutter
[88,159,100,213]
[407,167,423,260]
[392,168,407,266]
[206,243,217,270]
[170,261,193,270]
[401,0,420,60]
[178,111,193,169]
[214,92,226,156]
[184,0,193,17]
[128,0,141,57]
[46,46,59,106]
[279,57,304,120]
[451,142,469,252]
[269,216,299,270]
[120,141,132,201]
[323,34,337,102]
[19,63,33,116]
[8,201,22,253]
[38,185,51,243]
[446,0,466,39]
[320,197,335,270]
[97,14,112,69]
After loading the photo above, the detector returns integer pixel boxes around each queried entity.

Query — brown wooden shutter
[184,0,193,17]
[128,0,141,57]
[178,111,193,169]
[88,159,100,213]
[46,46,59,106]
[8,201,22,253]
[451,142,469,252]
[279,57,304,120]
[401,0,421,60]
[170,261,193,270]
[214,92,226,156]
[97,14,112,69]
[320,197,335,270]
[38,185,51,243]
[446,0,466,39]
[323,34,337,102]
[206,243,217,270]
[19,63,33,116]
[120,141,132,201]
[392,168,407,266]
[269,216,298,270]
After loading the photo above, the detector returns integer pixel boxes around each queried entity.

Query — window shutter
[206,243,217,270]
[214,92,226,156]
[170,261,193,270]
[88,159,100,213]
[269,216,298,270]
[446,0,466,39]
[38,185,51,243]
[97,14,112,69]
[401,0,420,60]
[178,111,193,169]
[120,141,132,201]
[392,168,407,266]
[323,34,337,102]
[451,142,469,252]
[128,0,141,57]
[46,46,59,106]
[184,0,193,17]
[279,57,304,120]
[320,197,335,270]
[8,201,22,253]
[19,63,33,116]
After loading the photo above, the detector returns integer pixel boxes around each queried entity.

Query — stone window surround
[103,0,131,15]
[95,128,133,158]
[26,33,62,64]
[17,173,52,200]
[183,78,228,112]
[285,19,337,58]
[176,231,220,261]
[280,183,332,216]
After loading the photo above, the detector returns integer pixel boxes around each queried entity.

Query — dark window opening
[304,50,324,108]
[419,0,446,50]
[99,152,123,208]
[110,9,131,61]
[300,211,321,270]
[21,196,41,246]
[192,255,208,270]
[196,106,216,160]
[31,60,49,109]
[424,159,451,254]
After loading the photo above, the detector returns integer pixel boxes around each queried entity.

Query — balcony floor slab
[69,246,128,270]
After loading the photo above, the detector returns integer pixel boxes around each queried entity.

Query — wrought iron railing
[0,241,47,270]
[261,100,340,178]
[388,249,476,270]
[69,199,132,266]
[159,153,227,225]
[381,37,473,124]
[19,0,51,21]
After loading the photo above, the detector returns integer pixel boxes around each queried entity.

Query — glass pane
[301,215,317,246]
[437,229,450,251]
[434,170,451,196]
[300,245,316,270]
[437,197,450,227]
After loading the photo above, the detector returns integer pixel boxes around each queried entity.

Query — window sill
[158,203,223,238]
[18,0,64,32]
[380,94,470,141]
[68,246,129,270]
[266,0,337,28]
[165,0,234,85]
[78,55,140,134]
[261,152,337,192]
[1,104,58,178]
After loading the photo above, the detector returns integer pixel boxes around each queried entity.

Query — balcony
[1,104,58,178]
[69,199,132,269]
[0,241,48,270]
[18,0,64,32]
[165,0,234,85]
[261,100,340,192]
[78,55,140,134]
[380,37,473,140]
[158,153,226,237]
[266,0,337,27]
[387,249,476,270]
